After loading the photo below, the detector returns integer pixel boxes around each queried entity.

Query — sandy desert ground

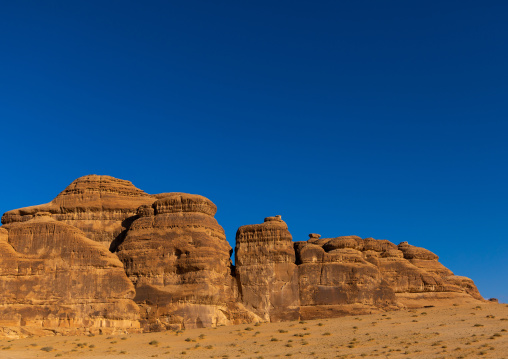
[1,302,507,359]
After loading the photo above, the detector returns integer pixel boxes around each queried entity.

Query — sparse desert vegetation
[0,302,507,358]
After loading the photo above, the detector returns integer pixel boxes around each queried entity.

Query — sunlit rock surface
[0,175,484,337]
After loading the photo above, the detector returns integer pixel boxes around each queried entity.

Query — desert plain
[1,301,506,359]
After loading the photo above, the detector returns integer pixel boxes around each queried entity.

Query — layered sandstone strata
[296,234,483,312]
[0,175,485,337]
[0,215,140,338]
[294,235,398,319]
[235,216,300,321]
[1,175,154,247]
[116,193,258,330]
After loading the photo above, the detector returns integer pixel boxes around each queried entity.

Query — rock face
[294,235,398,319]
[1,175,154,248]
[235,216,300,321]
[0,175,485,337]
[116,193,258,330]
[0,216,139,338]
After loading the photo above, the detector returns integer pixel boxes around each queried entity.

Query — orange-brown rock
[296,235,483,312]
[235,216,300,322]
[0,175,485,337]
[116,193,258,330]
[0,215,139,338]
[1,175,154,248]
[295,235,398,319]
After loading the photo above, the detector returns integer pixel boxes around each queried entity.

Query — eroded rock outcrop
[0,175,485,337]
[1,175,154,247]
[116,193,259,330]
[0,215,139,338]
[235,216,300,321]
[294,235,398,319]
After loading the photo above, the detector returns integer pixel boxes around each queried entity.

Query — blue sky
[1,1,507,301]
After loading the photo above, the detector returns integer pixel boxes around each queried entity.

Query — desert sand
[1,301,506,359]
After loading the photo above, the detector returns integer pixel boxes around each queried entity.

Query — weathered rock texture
[294,235,398,319]
[0,175,484,337]
[294,235,483,314]
[1,175,154,248]
[235,216,300,321]
[116,193,259,330]
[0,216,139,338]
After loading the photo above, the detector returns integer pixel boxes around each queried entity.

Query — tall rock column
[235,216,300,322]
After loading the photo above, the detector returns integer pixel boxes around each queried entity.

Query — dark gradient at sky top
[0,1,507,301]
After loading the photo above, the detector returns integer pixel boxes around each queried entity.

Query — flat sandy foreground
[1,302,507,359]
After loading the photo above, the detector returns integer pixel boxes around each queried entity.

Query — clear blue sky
[1,1,507,301]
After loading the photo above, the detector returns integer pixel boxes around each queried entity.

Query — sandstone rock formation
[0,175,485,337]
[116,193,259,330]
[0,215,139,338]
[1,175,154,248]
[235,216,300,322]
[294,235,398,319]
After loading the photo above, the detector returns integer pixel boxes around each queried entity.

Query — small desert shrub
[185,337,192,342]
[245,327,254,331]
[278,329,288,333]
[317,323,324,326]
[323,332,331,336]
[41,347,53,352]
[270,337,278,342]
[474,324,484,327]
[149,340,159,346]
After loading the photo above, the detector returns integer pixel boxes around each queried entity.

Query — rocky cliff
[0,216,140,338]
[1,175,154,248]
[235,216,300,322]
[0,175,484,337]
[116,193,258,330]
